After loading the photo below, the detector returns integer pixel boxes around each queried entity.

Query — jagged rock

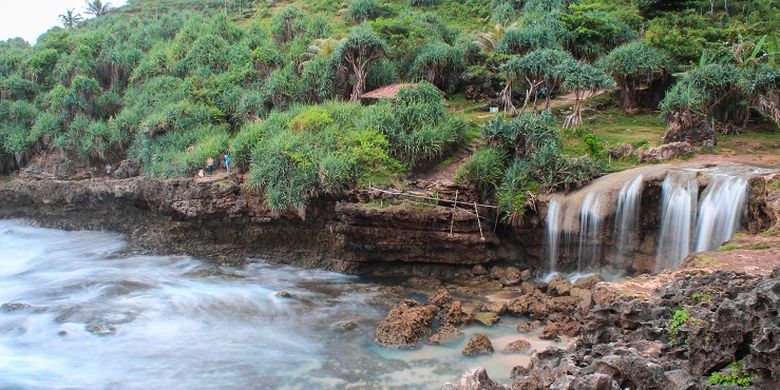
[374,299,436,349]
[490,266,522,286]
[471,264,489,276]
[275,290,293,298]
[442,300,472,326]
[609,144,635,160]
[572,274,602,290]
[483,301,507,315]
[503,339,531,354]
[595,351,670,389]
[540,317,579,340]
[638,142,693,163]
[463,333,494,356]
[443,367,509,390]
[663,109,716,145]
[516,322,533,333]
[429,324,464,345]
[510,348,580,389]
[474,312,500,326]
[546,275,572,296]
[519,281,536,295]
[570,287,593,311]
[520,269,533,282]
[663,369,698,390]
[429,288,454,308]
[114,159,140,179]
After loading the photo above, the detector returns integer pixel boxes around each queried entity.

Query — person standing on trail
[206,156,214,175]
[225,152,232,173]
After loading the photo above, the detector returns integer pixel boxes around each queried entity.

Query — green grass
[446,94,496,125]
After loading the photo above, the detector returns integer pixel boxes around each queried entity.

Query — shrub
[708,360,753,387]
[667,308,689,345]
[455,148,507,198]
[347,0,386,24]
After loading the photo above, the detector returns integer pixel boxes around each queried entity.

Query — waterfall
[655,171,698,271]
[695,175,748,252]
[545,199,562,273]
[577,192,602,272]
[613,175,644,269]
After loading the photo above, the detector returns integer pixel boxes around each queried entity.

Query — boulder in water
[275,290,294,298]
[463,333,494,356]
[333,320,357,332]
[474,312,500,326]
[374,299,436,348]
[516,322,534,333]
[85,323,116,336]
[503,339,532,354]
[489,266,522,286]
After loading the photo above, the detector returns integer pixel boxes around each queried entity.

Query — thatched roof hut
[360,83,418,102]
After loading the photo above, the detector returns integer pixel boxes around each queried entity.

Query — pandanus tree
[84,0,112,17]
[409,42,465,93]
[499,49,572,114]
[59,9,83,28]
[555,60,614,128]
[598,42,674,112]
[333,26,388,102]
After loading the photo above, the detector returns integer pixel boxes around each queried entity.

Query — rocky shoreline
[373,264,780,390]
[0,174,521,276]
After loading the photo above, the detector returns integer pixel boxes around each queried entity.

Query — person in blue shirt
[225,152,232,173]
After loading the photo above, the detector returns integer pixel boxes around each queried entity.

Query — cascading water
[544,165,760,278]
[576,192,602,272]
[544,199,562,273]
[695,174,748,252]
[613,175,644,269]
[655,170,698,271]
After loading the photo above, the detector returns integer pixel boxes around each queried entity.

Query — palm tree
[84,0,113,17]
[59,9,84,28]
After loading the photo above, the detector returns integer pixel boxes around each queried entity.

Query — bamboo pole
[450,190,458,237]
[474,201,485,241]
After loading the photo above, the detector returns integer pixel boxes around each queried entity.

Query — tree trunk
[619,79,638,112]
[349,63,366,103]
[563,91,583,128]
[501,80,516,115]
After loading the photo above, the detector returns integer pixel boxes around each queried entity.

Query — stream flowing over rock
[543,164,773,276]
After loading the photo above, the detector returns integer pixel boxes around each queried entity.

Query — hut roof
[360,83,418,100]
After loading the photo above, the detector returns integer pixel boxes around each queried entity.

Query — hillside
[0,0,778,217]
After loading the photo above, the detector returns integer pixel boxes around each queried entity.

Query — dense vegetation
[0,0,778,214]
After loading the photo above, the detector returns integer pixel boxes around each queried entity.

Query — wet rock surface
[444,367,509,390]
[374,300,436,349]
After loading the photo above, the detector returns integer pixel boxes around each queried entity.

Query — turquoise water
[0,219,560,389]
